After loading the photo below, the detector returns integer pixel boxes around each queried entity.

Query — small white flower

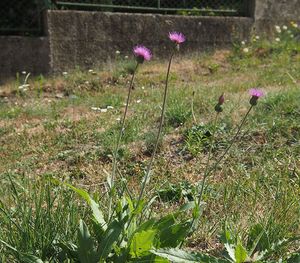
[18,84,30,90]
[62,72,68,76]
[107,106,114,109]
[275,25,281,33]
[241,41,246,45]
[141,86,145,90]
[275,37,281,42]
[136,99,142,104]
[88,69,94,73]
[292,23,298,28]
[290,34,294,38]
[282,25,288,30]
[255,35,260,40]
[243,48,249,53]
[21,71,26,75]
[91,107,101,111]
[116,117,121,121]
[124,56,129,59]
[85,81,89,84]
[115,50,121,55]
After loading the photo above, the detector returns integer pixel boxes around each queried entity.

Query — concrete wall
[0,36,50,79]
[254,0,300,34]
[0,0,300,78]
[46,11,253,73]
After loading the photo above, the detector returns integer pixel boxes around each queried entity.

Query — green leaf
[78,220,99,263]
[130,229,157,258]
[65,183,107,230]
[158,221,191,248]
[179,201,196,212]
[99,219,124,260]
[287,253,300,263]
[247,224,270,254]
[22,254,44,263]
[151,248,230,263]
[130,254,169,262]
[234,244,248,263]
[225,243,236,262]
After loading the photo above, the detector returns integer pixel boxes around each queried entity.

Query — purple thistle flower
[133,45,152,63]
[169,32,186,44]
[249,88,264,98]
[249,88,264,106]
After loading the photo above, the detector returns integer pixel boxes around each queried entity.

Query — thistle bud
[249,89,264,106]
[218,93,225,105]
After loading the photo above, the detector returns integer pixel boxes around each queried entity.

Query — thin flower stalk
[137,52,175,205]
[197,89,263,205]
[108,62,139,218]
[137,31,186,207]
[108,45,152,219]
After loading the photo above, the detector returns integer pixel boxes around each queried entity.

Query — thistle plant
[108,45,152,218]
[193,88,264,229]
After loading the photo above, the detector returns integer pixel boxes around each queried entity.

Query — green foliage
[184,123,229,156]
[0,174,81,261]
[56,184,196,262]
[166,98,192,127]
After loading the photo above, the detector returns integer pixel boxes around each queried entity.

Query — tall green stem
[206,105,253,177]
[187,105,254,240]
[136,52,175,206]
[198,106,253,206]
[196,112,219,207]
[108,63,139,219]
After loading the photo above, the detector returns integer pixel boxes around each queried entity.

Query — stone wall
[46,11,253,73]
[254,0,300,34]
[0,36,50,79]
[0,0,300,78]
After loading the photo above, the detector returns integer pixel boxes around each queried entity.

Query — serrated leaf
[151,248,230,263]
[130,229,157,258]
[225,243,236,262]
[235,244,248,263]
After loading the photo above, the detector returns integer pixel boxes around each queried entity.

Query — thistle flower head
[215,93,225,113]
[249,88,264,106]
[169,32,186,44]
[218,93,225,105]
[133,45,152,63]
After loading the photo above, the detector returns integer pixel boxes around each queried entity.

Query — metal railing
[55,0,247,16]
[0,0,248,36]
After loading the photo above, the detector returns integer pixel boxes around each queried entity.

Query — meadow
[0,25,299,262]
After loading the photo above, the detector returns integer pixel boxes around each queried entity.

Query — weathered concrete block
[254,0,300,34]
[0,36,50,79]
[46,10,253,73]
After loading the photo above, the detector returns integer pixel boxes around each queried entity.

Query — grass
[0,36,300,261]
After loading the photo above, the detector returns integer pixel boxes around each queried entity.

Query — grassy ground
[0,39,300,261]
